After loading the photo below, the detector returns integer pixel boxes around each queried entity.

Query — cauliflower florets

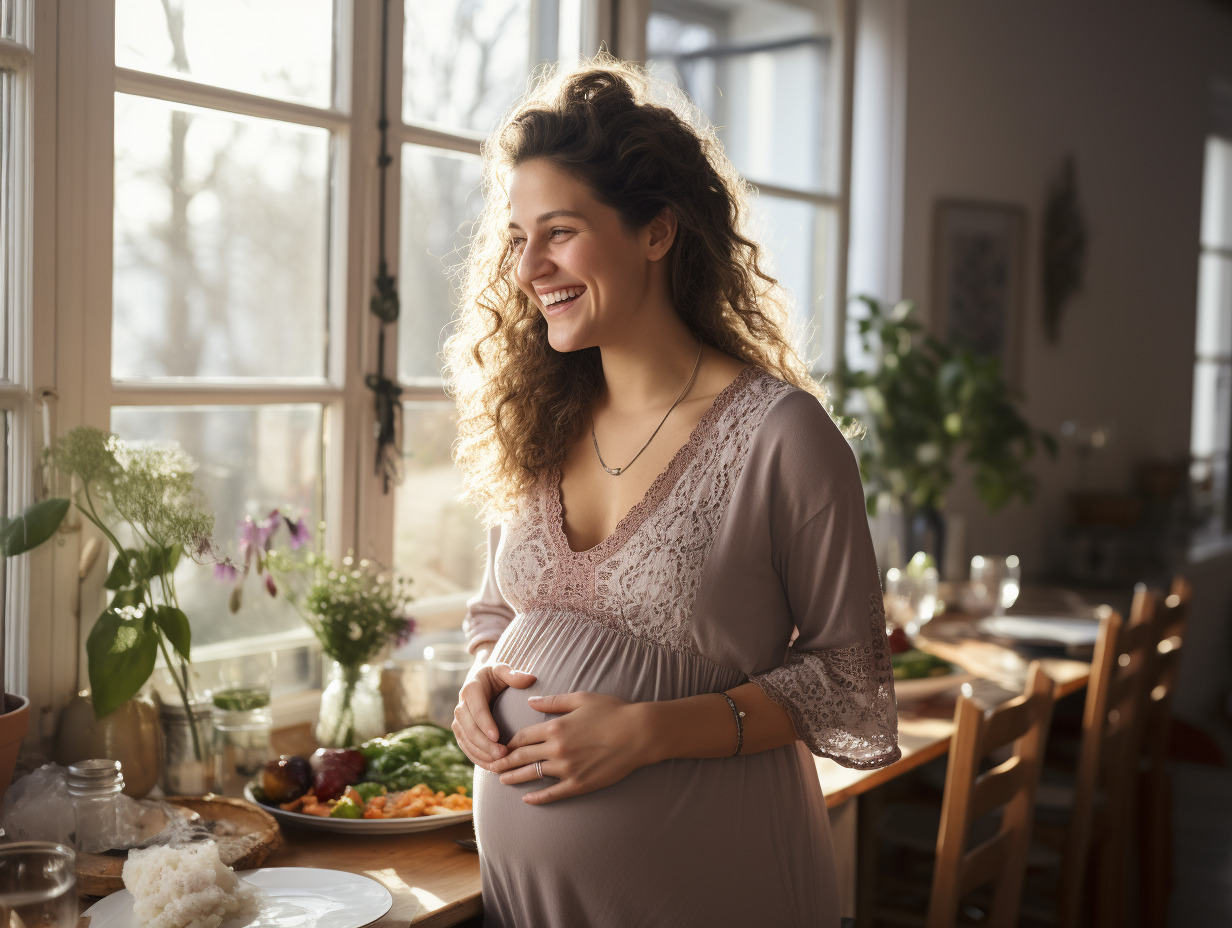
[122,842,258,928]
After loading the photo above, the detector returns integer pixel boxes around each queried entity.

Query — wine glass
[965,555,1021,616]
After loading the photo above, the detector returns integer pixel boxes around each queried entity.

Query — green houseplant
[1,426,217,762]
[834,296,1056,561]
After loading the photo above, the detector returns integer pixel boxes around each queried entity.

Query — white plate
[894,667,975,703]
[976,615,1101,648]
[243,784,472,834]
[82,867,398,928]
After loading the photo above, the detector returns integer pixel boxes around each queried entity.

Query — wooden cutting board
[76,795,281,897]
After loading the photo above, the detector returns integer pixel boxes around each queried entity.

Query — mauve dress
[463,367,900,928]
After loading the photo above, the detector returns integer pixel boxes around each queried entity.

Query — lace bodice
[497,367,789,651]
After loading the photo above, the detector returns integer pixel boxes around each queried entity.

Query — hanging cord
[365,0,404,493]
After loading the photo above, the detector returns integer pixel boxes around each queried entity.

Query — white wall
[897,0,1232,724]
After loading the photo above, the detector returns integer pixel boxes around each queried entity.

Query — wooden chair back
[1136,576,1192,926]
[1054,596,1156,928]
[927,662,1055,928]
[1142,576,1191,764]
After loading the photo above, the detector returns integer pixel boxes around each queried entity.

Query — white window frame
[1190,79,1232,560]
[3,0,64,743]
[46,0,379,727]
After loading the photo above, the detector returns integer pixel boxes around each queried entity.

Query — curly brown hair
[444,55,825,523]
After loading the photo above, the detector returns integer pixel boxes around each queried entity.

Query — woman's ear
[644,208,677,261]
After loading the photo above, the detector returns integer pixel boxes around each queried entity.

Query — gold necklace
[591,344,703,477]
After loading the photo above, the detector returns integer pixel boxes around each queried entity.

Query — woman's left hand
[487,691,654,805]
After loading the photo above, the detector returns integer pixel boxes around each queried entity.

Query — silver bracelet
[720,691,745,756]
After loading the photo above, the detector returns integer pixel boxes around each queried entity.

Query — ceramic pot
[53,689,162,798]
[0,693,31,802]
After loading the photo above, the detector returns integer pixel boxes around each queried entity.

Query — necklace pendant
[603,464,623,476]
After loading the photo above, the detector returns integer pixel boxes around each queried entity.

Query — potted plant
[1,426,219,794]
[834,295,1056,571]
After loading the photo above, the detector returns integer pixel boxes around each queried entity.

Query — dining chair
[1022,585,1170,928]
[1136,576,1192,927]
[872,662,1056,928]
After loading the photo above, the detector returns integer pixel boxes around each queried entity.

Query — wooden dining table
[82,592,1102,927]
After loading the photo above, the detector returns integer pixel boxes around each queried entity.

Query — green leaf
[104,549,136,590]
[151,605,191,662]
[109,586,146,610]
[0,498,70,557]
[87,608,158,718]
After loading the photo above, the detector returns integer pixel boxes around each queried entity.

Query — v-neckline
[547,365,760,560]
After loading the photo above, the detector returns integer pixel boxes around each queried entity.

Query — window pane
[398,145,483,381]
[1196,254,1232,357]
[1,0,14,40]
[115,0,335,108]
[0,68,13,384]
[113,94,330,381]
[1191,361,1232,458]
[111,405,324,648]
[392,402,484,600]
[0,411,10,660]
[1202,136,1232,251]
[403,0,535,134]
[747,195,836,366]
[649,0,836,192]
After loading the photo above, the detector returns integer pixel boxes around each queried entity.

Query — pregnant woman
[446,57,900,928]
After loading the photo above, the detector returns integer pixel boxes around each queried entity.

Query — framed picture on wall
[931,199,1027,387]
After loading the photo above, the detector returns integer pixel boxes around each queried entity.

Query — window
[33,1,600,715]
[32,1,858,725]
[645,0,849,372]
[1191,132,1232,546]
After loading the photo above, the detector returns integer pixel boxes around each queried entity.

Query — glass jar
[316,661,384,747]
[66,759,123,853]
[212,688,272,797]
[159,699,215,795]
[424,644,472,729]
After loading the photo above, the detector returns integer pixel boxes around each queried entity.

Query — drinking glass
[0,842,77,927]
[966,555,1022,616]
[883,557,940,636]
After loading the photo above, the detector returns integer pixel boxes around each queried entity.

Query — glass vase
[316,661,385,748]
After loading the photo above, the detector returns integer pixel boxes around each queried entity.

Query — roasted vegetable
[261,755,312,803]
[329,796,364,818]
[310,748,366,802]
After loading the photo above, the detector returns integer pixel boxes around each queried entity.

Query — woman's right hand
[452,658,537,769]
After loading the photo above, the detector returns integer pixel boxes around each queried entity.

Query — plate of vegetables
[246,724,476,834]
[890,646,975,703]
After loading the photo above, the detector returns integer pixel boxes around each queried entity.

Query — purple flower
[286,516,311,550]
[214,562,239,582]
[393,614,417,648]
[259,509,281,550]
[264,572,278,597]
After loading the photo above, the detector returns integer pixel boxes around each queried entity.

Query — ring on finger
[535,760,544,779]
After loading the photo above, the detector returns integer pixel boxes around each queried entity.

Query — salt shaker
[66,759,124,853]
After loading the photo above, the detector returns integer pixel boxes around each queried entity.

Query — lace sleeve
[462,524,516,655]
[750,484,900,770]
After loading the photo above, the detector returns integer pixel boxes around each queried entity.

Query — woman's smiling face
[507,159,671,354]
